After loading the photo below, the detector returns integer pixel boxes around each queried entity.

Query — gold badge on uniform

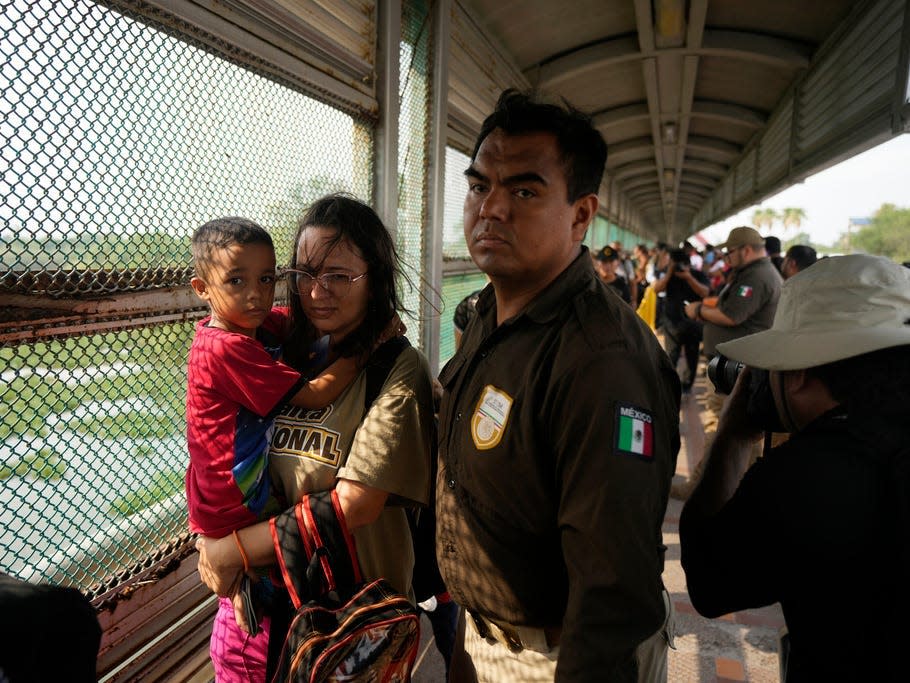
[471,384,513,450]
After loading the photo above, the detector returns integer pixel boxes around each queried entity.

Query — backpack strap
[363,336,411,417]
[270,490,362,609]
[270,335,412,610]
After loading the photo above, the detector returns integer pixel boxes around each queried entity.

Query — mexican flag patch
[736,285,753,297]
[615,402,654,460]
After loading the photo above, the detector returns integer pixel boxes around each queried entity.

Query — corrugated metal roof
[456,0,909,242]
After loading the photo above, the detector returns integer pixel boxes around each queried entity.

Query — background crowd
[590,235,819,398]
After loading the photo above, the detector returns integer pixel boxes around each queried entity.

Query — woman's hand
[195,534,243,598]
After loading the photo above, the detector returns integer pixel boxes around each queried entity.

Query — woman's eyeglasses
[283,269,367,298]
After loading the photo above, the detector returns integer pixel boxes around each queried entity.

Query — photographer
[674,227,781,499]
[652,247,710,394]
[679,254,910,682]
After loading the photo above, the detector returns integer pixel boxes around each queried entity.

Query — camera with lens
[707,354,745,395]
[707,354,784,433]
[668,248,689,270]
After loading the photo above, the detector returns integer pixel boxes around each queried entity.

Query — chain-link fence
[397,0,432,349]
[440,146,480,365]
[0,0,648,606]
[584,217,644,254]
[1,0,373,599]
[0,323,193,592]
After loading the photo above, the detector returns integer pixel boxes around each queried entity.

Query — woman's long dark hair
[283,193,405,370]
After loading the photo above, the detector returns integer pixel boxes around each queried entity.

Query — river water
[0,395,188,588]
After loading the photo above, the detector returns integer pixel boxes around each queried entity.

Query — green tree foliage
[264,175,351,264]
[1,232,191,270]
[846,204,910,261]
[781,207,807,236]
[0,449,67,481]
[784,231,814,250]
[751,207,778,231]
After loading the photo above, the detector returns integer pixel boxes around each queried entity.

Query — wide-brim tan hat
[716,254,910,370]
[715,226,766,250]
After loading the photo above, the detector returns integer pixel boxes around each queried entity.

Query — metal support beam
[530,30,811,92]
[423,0,451,374]
[374,0,401,238]
[894,0,910,131]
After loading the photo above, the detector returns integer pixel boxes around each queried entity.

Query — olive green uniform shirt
[436,250,681,681]
[702,257,782,357]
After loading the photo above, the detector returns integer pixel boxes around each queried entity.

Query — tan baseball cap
[716,254,910,370]
[715,226,766,250]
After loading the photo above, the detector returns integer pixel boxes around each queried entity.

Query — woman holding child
[196,194,435,681]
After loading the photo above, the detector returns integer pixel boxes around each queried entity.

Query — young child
[186,217,359,681]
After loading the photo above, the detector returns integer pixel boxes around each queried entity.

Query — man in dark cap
[651,247,710,395]
[593,245,632,304]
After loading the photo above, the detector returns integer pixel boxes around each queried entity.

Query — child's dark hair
[191,217,273,276]
[284,194,404,368]
[471,88,607,202]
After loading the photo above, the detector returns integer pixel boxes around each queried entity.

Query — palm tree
[781,207,807,237]
[751,207,778,232]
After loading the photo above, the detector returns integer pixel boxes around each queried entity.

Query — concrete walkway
[664,494,785,682]
[665,371,785,683]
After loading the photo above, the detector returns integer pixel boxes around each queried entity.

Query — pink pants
[210,597,270,683]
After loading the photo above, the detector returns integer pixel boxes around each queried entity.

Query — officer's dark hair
[785,245,818,272]
[191,217,273,278]
[806,345,910,418]
[471,88,607,202]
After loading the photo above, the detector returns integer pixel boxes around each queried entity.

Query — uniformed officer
[676,226,782,499]
[436,89,681,682]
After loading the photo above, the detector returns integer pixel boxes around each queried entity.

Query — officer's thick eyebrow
[464,166,547,186]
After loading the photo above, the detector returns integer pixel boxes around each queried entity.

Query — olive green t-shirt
[269,345,434,597]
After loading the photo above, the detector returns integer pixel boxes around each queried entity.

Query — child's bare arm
[287,314,405,410]
[288,355,359,408]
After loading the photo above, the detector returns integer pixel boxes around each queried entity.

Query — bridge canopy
[1,2,909,679]
[450,0,910,243]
